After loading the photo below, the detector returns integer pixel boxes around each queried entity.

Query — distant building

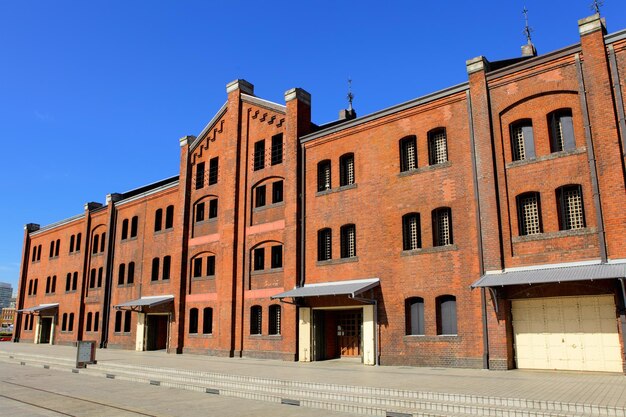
[0,282,12,309]
[1,307,15,329]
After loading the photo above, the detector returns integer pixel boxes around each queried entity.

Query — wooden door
[337,311,361,357]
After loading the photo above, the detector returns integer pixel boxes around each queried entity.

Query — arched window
[62,313,68,331]
[163,256,171,280]
[189,308,198,334]
[94,312,99,332]
[548,108,575,152]
[340,224,356,258]
[317,228,332,261]
[428,128,448,165]
[49,241,55,258]
[154,208,163,232]
[165,205,174,229]
[68,313,75,332]
[51,275,56,293]
[339,153,355,186]
[516,192,542,236]
[114,311,122,332]
[76,233,81,251]
[402,213,421,250]
[510,119,535,161]
[128,262,135,284]
[123,311,131,333]
[130,216,138,238]
[436,295,457,335]
[202,308,213,334]
[97,267,103,288]
[269,305,281,335]
[317,160,331,191]
[72,271,78,291]
[55,239,60,257]
[405,297,425,335]
[89,269,96,288]
[250,306,262,335]
[66,273,72,292]
[86,312,93,332]
[399,135,417,172]
[121,219,129,240]
[118,263,126,285]
[99,233,106,253]
[432,207,453,246]
[69,235,75,253]
[92,234,99,254]
[556,185,585,230]
[151,258,160,281]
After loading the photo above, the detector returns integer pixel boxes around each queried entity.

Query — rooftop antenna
[522,6,533,44]
[591,0,603,15]
[347,78,354,112]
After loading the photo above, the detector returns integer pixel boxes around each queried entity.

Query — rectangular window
[114,311,122,333]
[428,128,448,165]
[208,199,218,219]
[123,311,131,333]
[549,109,575,153]
[208,157,219,185]
[165,205,174,229]
[97,267,103,288]
[195,162,205,189]
[255,185,266,208]
[432,208,453,246]
[250,306,262,335]
[269,305,281,335]
[206,255,216,276]
[402,213,421,251]
[202,308,213,334]
[271,133,283,165]
[400,136,417,172]
[271,245,282,269]
[130,217,138,238]
[407,298,425,336]
[510,121,535,161]
[253,248,265,271]
[127,263,135,284]
[195,202,205,222]
[557,185,585,230]
[154,208,163,232]
[193,257,203,278]
[253,140,265,171]
[189,308,198,334]
[272,181,283,204]
[317,229,332,261]
[151,258,160,281]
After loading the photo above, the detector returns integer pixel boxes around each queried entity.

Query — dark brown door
[337,310,361,357]
[39,317,52,344]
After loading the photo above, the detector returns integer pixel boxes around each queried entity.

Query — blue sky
[1,1,624,292]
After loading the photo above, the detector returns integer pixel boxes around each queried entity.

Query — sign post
[76,340,97,368]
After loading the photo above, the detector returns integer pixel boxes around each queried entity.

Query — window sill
[192,275,216,281]
[251,268,284,275]
[150,279,171,285]
[120,237,139,244]
[248,334,283,341]
[401,244,458,256]
[154,228,174,236]
[195,218,217,226]
[69,251,81,256]
[316,183,357,196]
[49,256,59,261]
[398,161,451,178]
[91,252,104,257]
[188,333,213,338]
[114,332,132,336]
[31,260,41,264]
[506,147,585,168]
[317,256,358,266]
[116,283,135,288]
[65,290,77,294]
[253,201,285,212]
[403,335,460,342]
[512,227,596,243]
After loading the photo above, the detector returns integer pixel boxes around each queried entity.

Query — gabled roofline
[300,82,469,144]
[241,94,286,114]
[189,102,228,152]
[30,213,85,236]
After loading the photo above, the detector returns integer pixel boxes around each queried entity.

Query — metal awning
[471,263,626,288]
[114,295,174,311]
[271,278,380,300]
[17,303,59,314]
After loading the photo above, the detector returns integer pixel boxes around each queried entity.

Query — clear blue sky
[1,1,624,292]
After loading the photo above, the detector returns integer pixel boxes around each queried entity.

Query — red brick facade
[14,14,626,372]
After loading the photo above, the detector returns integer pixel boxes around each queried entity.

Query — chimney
[339,108,357,121]
[521,42,537,58]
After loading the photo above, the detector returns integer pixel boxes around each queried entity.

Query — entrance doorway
[39,317,53,344]
[312,309,362,361]
[146,315,168,351]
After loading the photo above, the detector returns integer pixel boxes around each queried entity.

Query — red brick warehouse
[14,12,626,373]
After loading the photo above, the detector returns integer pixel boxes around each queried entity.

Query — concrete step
[0,351,622,417]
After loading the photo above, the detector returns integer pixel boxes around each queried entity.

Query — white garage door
[512,295,622,372]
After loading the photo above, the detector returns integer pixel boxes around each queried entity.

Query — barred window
[510,120,535,161]
[517,192,542,236]
[548,109,575,153]
[250,305,262,335]
[340,224,356,258]
[339,153,355,186]
[269,305,281,335]
[402,213,421,251]
[556,185,585,230]
[432,208,453,246]
[271,133,283,165]
[195,162,205,189]
[317,160,331,191]
[317,228,332,261]
[406,297,425,336]
[399,136,417,172]
[254,140,265,171]
[428,128,448,165]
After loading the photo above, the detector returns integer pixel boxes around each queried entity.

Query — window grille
[340,153,355,186]
[433,208,453,246]
[250,306,262,335]
[512,125,526,161]
[269,305,281,335]
[518,193,542,235]
[549,109,575,153]
[318,228,332,261]
[317,160,331,191]
[429,129,448,164]
[400,136,417,172]
[402,213,421,250]
[557,185,585,230]
[253,248,265,271]
[340,224,356,258]
[195,202,205,222]
[208,199,218,219]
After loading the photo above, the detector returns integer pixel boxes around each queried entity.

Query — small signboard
[76,340,97,368]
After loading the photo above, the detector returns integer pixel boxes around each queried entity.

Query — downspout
[607,46,626,159]
[575,53,608,263]
[299,144,306,288]
[100,196,118,348]
[467,90,490,369]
